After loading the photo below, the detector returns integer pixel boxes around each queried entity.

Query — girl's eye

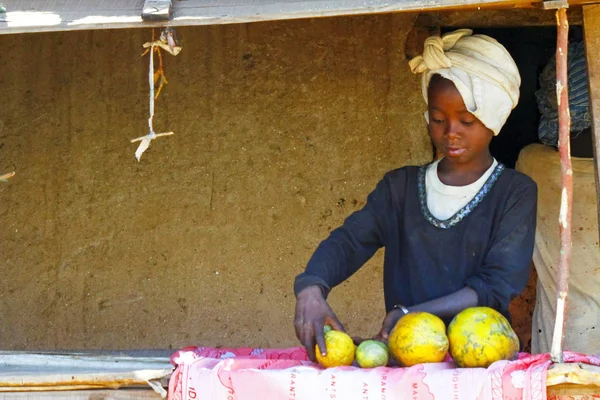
[432,118,444,123]
[462,120,475,126]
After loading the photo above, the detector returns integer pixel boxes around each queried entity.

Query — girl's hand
[375,308,407,343]
[293,286,345,362]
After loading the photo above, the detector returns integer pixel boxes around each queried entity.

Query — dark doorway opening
[442,25,586,168]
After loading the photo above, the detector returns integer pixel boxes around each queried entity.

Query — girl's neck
[437,155,494,187]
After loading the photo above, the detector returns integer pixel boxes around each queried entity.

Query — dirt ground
[0,13,535,351]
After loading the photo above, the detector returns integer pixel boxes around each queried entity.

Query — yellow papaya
[448,307,519,368]
[388,312,449,367]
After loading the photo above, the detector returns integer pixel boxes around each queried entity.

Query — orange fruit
[355,340,389,368]
[315,330,355,368]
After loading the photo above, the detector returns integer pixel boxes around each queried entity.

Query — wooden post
[583,5,600,247]
[550,7,573,364]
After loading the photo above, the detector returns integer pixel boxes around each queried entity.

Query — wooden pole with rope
[549,5,573,364]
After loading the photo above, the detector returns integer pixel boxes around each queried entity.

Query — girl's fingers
[328,316,346,333]
[314,321,327,357]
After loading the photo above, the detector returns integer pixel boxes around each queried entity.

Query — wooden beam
[0,352,171,393]
[547,363,600,386]
[546,363,600,397]
[583,4,600,247]
[415,7,583,27]
[550,6,573,364]
[548,384,600,397]
[0,0,598,35]
[0,389,162,399]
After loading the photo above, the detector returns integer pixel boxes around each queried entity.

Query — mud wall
[0,13,534,351]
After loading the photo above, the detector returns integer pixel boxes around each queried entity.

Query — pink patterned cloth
[168,346,600,400]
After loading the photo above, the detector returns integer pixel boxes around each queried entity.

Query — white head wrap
[408,29,521,135]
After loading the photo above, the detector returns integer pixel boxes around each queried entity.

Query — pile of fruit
[315,306,520,369]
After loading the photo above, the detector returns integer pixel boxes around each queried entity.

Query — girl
[293,29,537,361]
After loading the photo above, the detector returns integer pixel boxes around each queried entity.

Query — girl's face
[427,75,494,167]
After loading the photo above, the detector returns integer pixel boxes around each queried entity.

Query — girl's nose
[445,122,461,139]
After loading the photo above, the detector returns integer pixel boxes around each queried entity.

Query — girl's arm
[293,173,396,298]
[293,171,398,359]
[378,287,478,340]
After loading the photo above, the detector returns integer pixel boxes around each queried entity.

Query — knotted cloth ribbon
[409,29,521,135]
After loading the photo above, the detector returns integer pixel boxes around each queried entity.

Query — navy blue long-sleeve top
[293,164,537,324]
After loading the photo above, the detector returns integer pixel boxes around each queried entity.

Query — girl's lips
[446,147,466,157]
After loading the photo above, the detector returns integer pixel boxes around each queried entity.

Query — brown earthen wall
[0,13,534,351]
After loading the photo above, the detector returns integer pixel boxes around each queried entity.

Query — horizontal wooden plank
[416,7,583,26]
[0,0,598,35]
[0,389,162,399]
[547,383,600,397]
[0,352,171,393]
[546,362,600,387]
